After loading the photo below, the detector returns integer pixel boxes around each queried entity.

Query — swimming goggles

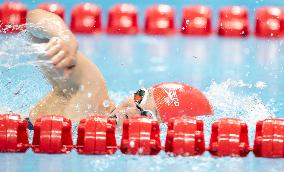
[134,88,155,118]
[25,117,34,130]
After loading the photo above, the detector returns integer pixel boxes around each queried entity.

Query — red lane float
[165,117,205,156]
[38,3,65,20]
[218,6,249,37]
[120,116,161,155]
[255,7,284,37]
[107,4,138,34]
[209,118,250,157]
[253,118,284,158]
[144,4,175,35]
[32,115,73,154]
[76,115,117,154]
[0,114,29,152]
[0,2,27,33]
[71,3,101,34]
[181,5,212,35]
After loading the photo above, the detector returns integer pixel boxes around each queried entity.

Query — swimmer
[26,9,213,126]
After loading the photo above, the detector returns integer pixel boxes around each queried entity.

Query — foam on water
[202,79,275,144]
[0,32,44,67]
[0,31,51,118]
[0,23,69,70]
[0,28,74,119]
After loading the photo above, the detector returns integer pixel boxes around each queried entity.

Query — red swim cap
[152,82,213,122]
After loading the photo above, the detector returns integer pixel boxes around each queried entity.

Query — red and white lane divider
[38,3,65,20]
[218,6,249,37]
[209,118,250,157]
[107,4,138,35]
[0,2,284,37]
[70,3,102,34]
[0,2,27,33]
[0,114,283,158]
[181,5,212,36]
[165,117,205,156]
[77,115,117,154]
[255,7,284,37]
[144,4,175,35]
[0,114,29,152]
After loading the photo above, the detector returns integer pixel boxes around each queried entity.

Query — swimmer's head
[110,82,213,126]
[151,82,213,122]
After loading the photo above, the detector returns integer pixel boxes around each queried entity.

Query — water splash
[201,79,275,144]
[0,31,52,118]
[0,31,46,68]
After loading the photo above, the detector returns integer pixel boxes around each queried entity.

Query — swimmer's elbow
[27,9,45,23]
[27,9,63,25]
[27,9,69,39]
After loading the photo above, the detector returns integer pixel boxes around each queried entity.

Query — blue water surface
[0,0,284,172]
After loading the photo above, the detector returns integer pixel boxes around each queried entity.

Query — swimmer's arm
[26,10,112,103]
[26,9,77,48]
[26,9,79,94]
[27,9,78,78]
[26,10,116,121]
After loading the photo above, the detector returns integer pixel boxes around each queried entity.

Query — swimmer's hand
[110,96,141,126]
[45,37,78,79]
[27,9,78,79]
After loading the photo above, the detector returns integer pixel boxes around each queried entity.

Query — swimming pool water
[0,0,284,172]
